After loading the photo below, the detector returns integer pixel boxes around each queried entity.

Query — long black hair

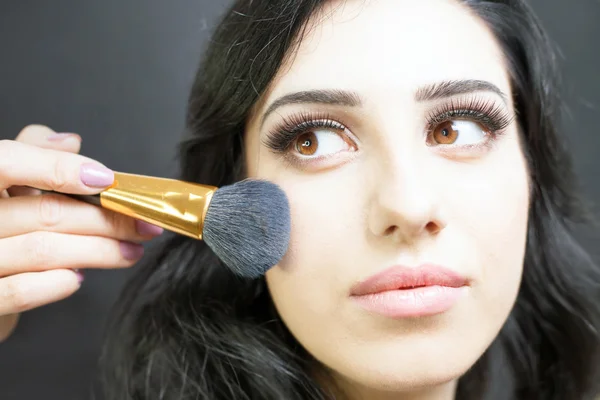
[99,1,600,399]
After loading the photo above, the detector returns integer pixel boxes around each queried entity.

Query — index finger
[9,125,83,197]
[0,140,114,193]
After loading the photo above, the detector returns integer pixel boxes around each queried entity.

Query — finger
[0,313,20,342]
[0,193,163,240]
[0,269,81,316]
[0,232,144,276]
[6,186,40,197]
[15,124,82,154]
[0,139,114,193]
[8,126,83,197]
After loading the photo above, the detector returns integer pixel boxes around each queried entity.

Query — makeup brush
[48,172,290,278]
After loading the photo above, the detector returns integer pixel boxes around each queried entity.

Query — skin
[245,0,530,399]
[0,126,163,342]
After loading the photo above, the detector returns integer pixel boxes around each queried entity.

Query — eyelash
[263,96,513,155]
[263,111,347,153]
[424,97,513,136]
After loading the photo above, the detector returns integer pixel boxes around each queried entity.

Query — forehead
[264,0,511,102]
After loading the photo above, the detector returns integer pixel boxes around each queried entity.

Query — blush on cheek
[272,182,341,270]
[271,172,364,294]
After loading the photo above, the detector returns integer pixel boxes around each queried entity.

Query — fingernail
[120,241,144,260]
[80,163,114,188]
[73,269,84,284]
[135,220,164,237]
[47,133,81,141]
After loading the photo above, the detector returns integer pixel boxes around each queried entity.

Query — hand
[0,125,163,342]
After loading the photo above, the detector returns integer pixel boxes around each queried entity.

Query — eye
[294,129,354,157]
[431,120,489,146]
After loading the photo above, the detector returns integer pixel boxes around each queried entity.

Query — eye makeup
[262,94,514,167]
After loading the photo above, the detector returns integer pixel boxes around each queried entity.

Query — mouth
[350,264,469,318]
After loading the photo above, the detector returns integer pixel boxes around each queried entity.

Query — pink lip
[350,265,469,318]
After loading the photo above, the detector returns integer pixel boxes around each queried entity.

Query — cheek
[265,169,364,335]
[447,138,530,318]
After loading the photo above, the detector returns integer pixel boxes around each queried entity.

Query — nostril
[384,225,398,236]
[425,221,441,234]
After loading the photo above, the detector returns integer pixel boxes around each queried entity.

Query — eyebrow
[260,89,362,127]
[414,79,508,104]
[260,79,508,126]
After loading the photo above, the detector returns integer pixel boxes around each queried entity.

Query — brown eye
[432,121,459,144]
[295,132,318,156]
[430,120,489,147]
[291,128,357,159]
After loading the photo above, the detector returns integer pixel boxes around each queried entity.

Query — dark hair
[99,1,600,399]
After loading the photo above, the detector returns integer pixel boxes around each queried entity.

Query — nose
[367,157,446,244]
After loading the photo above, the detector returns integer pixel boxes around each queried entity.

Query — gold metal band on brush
[99,172,217,239]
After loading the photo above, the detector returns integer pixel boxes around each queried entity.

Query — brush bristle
[202,179,291,278]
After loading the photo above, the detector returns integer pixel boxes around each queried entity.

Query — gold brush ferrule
[98,172,217,240]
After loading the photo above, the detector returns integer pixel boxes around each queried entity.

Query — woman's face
[245,0,529,396]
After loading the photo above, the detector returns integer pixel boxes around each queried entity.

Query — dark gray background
[0,1,598,399]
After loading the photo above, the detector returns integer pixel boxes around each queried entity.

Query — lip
[350,264,469,318]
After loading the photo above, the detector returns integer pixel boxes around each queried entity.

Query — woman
[1,0,599,399]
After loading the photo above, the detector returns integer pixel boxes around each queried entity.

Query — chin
[319,337,484,393]
[350,358,469,392]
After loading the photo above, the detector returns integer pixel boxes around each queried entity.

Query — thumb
[0,314,20,343]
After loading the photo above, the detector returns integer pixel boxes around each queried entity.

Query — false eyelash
[263,96,514,154]
[263,111,348,153]
[425,96,514,134]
